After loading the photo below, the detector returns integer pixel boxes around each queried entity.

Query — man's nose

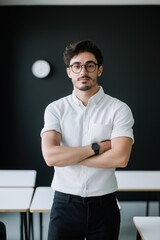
[81,65,87,72]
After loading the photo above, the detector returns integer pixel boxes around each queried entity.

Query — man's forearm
[42,144,95,167]
[80,138,132,169]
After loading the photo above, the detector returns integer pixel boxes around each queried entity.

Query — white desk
[29,186,54,240]
[133,216,160,240]
[0,187,34,240]
[115,170,160,215]
[0,170,37,188]
[30,186,54,213]
[115,170,160,191]
[0,170,37,240]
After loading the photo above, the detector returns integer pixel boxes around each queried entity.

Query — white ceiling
[0,0,160,5]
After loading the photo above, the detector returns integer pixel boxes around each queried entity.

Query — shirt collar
[72,86,105,106]
[89,86,104,104]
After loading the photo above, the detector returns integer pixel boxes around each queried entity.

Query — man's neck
[74,86,99,106]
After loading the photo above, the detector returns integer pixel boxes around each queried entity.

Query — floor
[0,201,159,240]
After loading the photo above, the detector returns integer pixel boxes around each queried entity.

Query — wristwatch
[91,143,100,155]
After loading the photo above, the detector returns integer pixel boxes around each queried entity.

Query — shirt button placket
[81,108,89,197]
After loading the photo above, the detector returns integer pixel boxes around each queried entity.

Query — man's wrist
[91,143,100,155]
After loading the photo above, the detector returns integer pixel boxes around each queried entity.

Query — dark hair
[63,40,103,67]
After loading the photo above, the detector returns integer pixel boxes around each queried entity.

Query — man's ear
[98,65,103,77]
[66,67,72,78]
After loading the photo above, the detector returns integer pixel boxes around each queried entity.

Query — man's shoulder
[104,93,124,104]
[103,93,132,112]
[46,94,72,109]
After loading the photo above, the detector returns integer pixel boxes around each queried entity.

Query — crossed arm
[41,130,133,169]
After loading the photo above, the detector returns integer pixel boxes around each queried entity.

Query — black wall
[1,5,160,189]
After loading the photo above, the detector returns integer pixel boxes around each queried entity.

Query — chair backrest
[0,221,7,240]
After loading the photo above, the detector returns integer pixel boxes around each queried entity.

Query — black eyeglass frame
[69,61,99,74]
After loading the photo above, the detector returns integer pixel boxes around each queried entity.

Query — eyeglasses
[69,62,98,74]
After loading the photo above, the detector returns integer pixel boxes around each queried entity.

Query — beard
[76,76,98,91]
[78,85,92,91]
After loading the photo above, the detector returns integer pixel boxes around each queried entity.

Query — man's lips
[78,77,90,81]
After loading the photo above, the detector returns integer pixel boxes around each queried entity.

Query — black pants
[47,191,120,240]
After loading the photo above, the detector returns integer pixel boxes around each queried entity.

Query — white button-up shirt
[41,86,134,197]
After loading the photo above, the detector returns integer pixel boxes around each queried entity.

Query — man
[41,40,134,240]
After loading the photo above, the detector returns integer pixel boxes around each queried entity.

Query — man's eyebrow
[70,61,81,65]
[85,60,96,63]
[71,60,96,65]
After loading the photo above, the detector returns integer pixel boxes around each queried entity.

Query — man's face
[66,52,103,91]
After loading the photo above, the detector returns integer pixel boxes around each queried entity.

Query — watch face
[92,143,100,154]
[92,143,99,151]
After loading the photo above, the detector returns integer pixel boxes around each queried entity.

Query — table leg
[158,192,160,216]
[20,212,30,240]
[29,212,34,240]
[136,231,141,240]
[145,192,152,216]
[39,213,43,240]
[24,213,28,239]
[20,213,24,240]
[146,201,149,216]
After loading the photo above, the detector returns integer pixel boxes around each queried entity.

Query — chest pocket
[90,123,112,143]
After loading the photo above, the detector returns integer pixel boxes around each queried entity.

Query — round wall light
[32,60,51,78]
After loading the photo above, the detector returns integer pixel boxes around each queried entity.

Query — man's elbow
[42,151,55,167]
[118,156,130,168]
[43,155,54,167]
[43,154,65,167]
[44,158,53,167]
